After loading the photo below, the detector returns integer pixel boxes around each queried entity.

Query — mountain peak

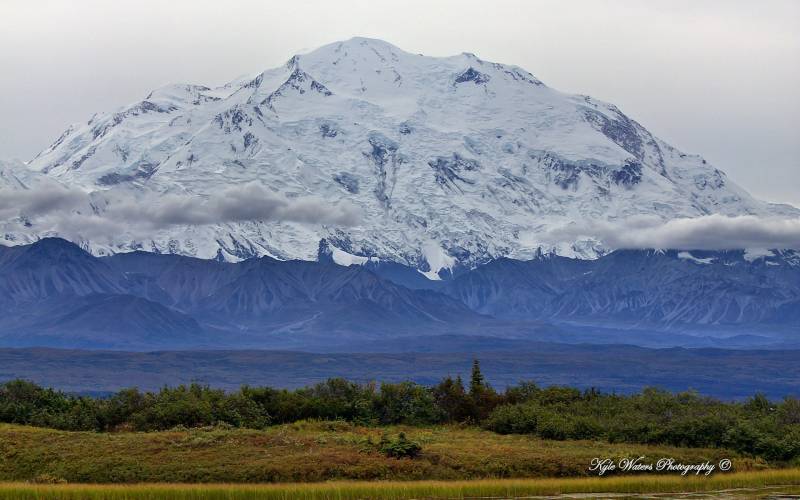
[305,36,408,55]
[5,40,797,270]
[26,237,89,259]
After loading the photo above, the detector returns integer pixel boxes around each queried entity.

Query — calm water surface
[454,486,800,499]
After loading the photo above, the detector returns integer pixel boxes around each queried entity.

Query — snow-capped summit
[3,38,797,272]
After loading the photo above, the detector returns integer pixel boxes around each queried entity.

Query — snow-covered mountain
[2,38,796,273]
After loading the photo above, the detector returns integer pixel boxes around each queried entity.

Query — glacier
[1,37,797,274]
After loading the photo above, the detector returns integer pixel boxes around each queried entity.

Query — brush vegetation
[0,421,769,484]
[2,360,799,462]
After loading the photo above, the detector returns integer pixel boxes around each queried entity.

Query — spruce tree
[469,359,485,396]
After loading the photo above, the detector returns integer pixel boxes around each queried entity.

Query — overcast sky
[1,0,798,207]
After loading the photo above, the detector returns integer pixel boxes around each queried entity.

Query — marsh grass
[1,469,800,499]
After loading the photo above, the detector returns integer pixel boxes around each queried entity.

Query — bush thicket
[1,360,798,462]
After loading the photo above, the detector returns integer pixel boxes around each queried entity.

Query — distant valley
[1,344,797,399]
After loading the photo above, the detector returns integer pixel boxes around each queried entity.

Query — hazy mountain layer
[0,238,797,350]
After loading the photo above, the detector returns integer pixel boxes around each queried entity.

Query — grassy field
[1,470,800,499]
[0,421,769,484]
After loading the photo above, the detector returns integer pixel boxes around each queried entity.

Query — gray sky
[1,0,798,207]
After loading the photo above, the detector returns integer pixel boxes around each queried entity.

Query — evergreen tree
[469,359,485,396]
[432,375,469,423]
[468,359,499,421]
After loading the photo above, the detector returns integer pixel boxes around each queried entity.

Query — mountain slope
[5,293,205,349]
[443,249,800,329]
[2,38,795,273]
[0,239,207,348]
[0,238,489,349]
[0,237,124,306]
[105,250,480,330]
[0,238,798,349]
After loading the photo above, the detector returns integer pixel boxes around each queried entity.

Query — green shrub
[485,403,539,434]
[536,410,573,441]
[1,371,799,463]
[379,432,422,459]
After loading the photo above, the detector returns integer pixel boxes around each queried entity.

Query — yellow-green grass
[1,470,800,499]
[0,421,770,485]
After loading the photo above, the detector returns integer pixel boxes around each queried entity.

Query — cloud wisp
[0,181,86,219]
[105,183,361,229]
[3,182,798,251]
[550,215,800,250]
[0,182,361,239]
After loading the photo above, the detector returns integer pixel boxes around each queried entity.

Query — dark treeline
[1,361,799,461]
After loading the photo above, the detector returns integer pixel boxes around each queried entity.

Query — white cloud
[104,183,361,228]
[0,181,86,219]
[0,182,361,240]
[550,215,800,250]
